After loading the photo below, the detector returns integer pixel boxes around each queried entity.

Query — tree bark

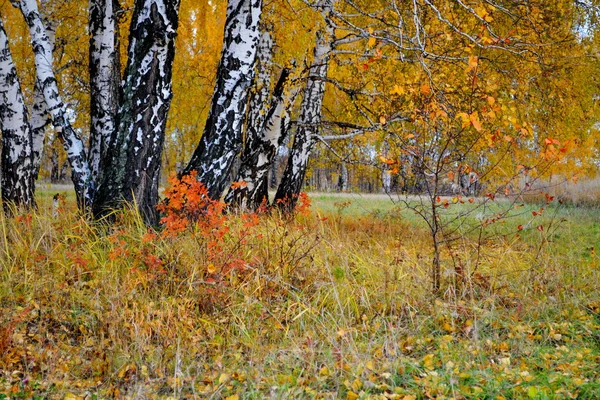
[225,67,294,209]
[14,0,93,209]
[274,0,334,211]
[88,0,120,184]
[94,0,180,225]
[183,0,263,200]
[30,1,55,179]
[30,80,49,179]
[0,17,35,209]
[224,28,294,210]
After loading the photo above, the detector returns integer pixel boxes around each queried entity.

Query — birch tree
[224,26,297,209]
[274,0,334,210]
[0,16,35,208]
[183,0,263,200]
[13,0,93,207]
[88,0,120,183]
[93,0,181,224]
[30,0,55,178]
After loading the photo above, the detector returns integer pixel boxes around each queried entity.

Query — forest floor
[0,186,599,399]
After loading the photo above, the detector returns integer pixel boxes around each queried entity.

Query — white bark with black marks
[224,28,273,209]
[94,0,180,225]
[30,1,56,178]
[275,0,335,210]
[225,67,295,210]
[183,0,263,200]
[88,0,120,183]
[30,80,49,178]
[14,0,93,208]
[0,17,35,208]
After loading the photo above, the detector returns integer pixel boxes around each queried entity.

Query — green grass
[0,189,598,398]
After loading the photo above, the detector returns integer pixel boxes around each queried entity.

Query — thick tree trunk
[94,0,180,225]
[274,0,334,210]
[88,0,120,184]
[183,0,263,200]
[15,0,93,208]
[0,18,35,209]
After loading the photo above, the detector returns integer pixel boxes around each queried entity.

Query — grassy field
[0,188,599,399]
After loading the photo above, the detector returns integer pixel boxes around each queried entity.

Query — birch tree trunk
[94,0,180,225]
[88,0,120,184]
[14,0,93,208]
[225,67,294,210]
[30,80,49,178]
[274,0,334,210]
[183,0,263,200]
[30,1,57,178]
[0,17,35,209]
[224,29,273,209]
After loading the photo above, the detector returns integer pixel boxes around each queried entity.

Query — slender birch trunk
[224,29,273,209]
[183,0,263,200]
[0,17,35,209]
[94,0,180,225]
[274,0,334,210]
[88,0,120,184]
[30,1,56,178]
[225,67,295,210]
[14,0,93,208]
[30,80,49,178]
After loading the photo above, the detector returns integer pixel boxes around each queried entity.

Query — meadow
[0,187,599,399]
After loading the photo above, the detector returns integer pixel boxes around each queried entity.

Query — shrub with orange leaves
[156,172,264,286]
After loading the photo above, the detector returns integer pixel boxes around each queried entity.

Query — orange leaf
[470,112,483,132]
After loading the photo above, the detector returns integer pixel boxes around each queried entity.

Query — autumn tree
[93,0,181,224]
[225,28,297,210]
[183,0,263,200]
[0,16,36,209]
[274,0,335,210]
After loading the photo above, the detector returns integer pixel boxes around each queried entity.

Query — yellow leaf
[468,55,478,70]
[457,112,470,128]
[405,133,415,139]
[218,373,230,384]
[379,116,387,125]
[225,396,239,400]
[390,84,405,95]
[470,112,483,132]
[207,263,217,274]
[368,37,377,47]
[346,391,359,400]
[487,96,495,105]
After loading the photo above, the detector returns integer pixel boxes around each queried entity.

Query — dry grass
[0,193,599,399]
